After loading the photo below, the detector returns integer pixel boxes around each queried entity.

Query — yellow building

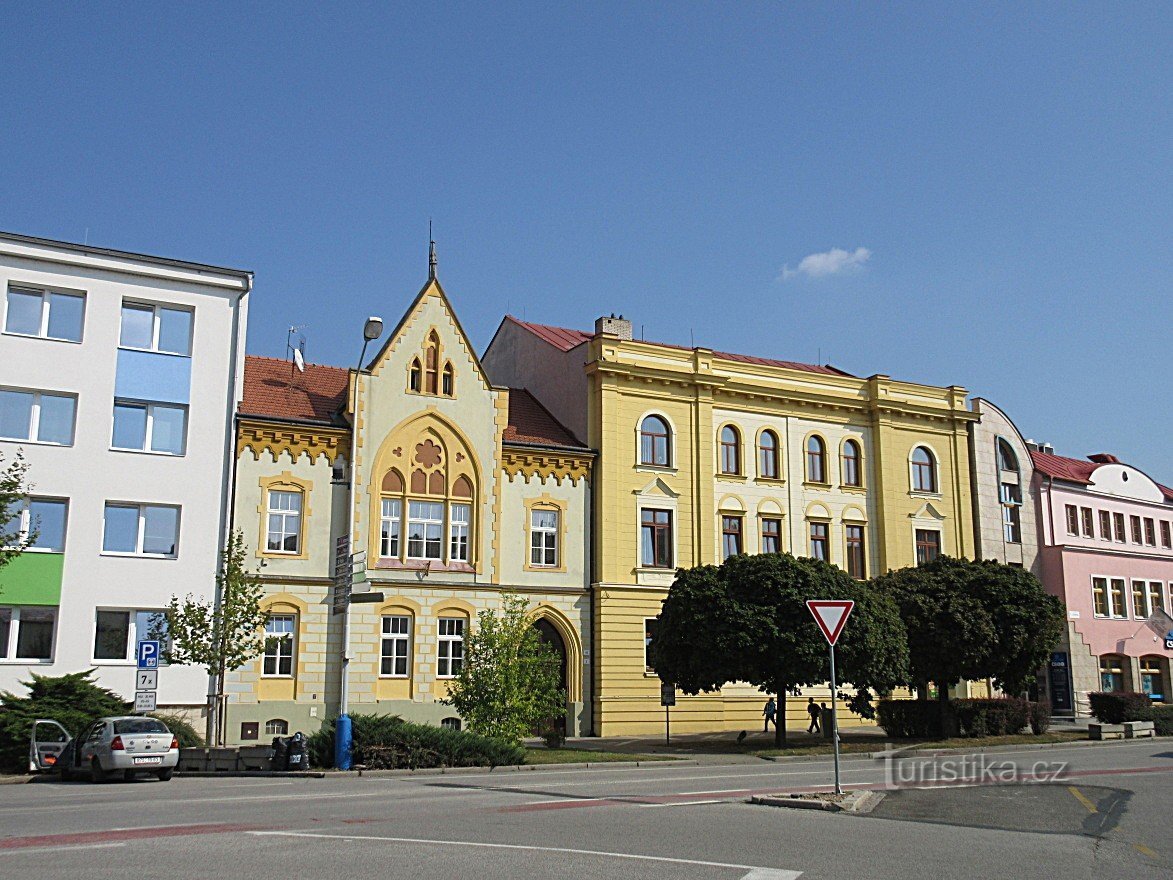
[223,269,594,743]
[484,314,977,735]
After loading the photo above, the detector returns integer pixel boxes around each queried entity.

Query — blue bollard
[335,714,353,770]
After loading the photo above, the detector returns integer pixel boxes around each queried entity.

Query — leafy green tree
[873,556,1064,703]
[651,553,909,746]
[0,670,130,773]
[0,452,35,582]
[157,530,268,745]
[445,593,566,745]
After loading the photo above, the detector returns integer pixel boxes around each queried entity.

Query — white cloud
[779,247,871,281]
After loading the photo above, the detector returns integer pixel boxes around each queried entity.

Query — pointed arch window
[442,362,454,396]
[408,359,422,393]
[758,430,779,479]
[640,415,671,467]
[425,332,440,394]
[719,426,741,475]
[842,440,862,487]
[806,435,827,483]
[378,441,475,567]
[911,446,938,493]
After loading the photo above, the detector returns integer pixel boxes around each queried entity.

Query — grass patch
[523,748,677,765]
[753,730,1085,758]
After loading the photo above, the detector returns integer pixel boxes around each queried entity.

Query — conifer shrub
[307,713,525,770]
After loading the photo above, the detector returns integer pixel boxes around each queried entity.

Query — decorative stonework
[502,448,592,486]
[237,419,349,465]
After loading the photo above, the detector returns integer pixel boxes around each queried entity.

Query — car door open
[29,719,72,772]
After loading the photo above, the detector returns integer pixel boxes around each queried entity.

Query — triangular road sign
[806,600,854,646]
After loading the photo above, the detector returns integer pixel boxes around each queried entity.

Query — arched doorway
[533,618,568,737]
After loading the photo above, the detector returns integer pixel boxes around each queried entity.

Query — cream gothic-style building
[223,269,593,742]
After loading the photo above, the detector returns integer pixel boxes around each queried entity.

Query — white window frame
[380,615,411,678]
[1000,483,1022,544]
[91,608,168,664]
[909,446,939,494]
[1105,577,1128,619]
[0,387,76,446]
[0,606,57,662]
[264,719,289,736]
[529,508,559,567]
[449,503,470,563]
[380,498,401,558]
[436,617,464,678]
[3,286,84,343]
[263,614,296,677]
[118,300,193,356]
[101,503,181,558]
[111,400,188,456]
[265,489,302,554]
[406,500,444,560]
[13,497,69,553]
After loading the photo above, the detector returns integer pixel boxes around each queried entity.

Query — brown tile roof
[1029,450,1099,484]
[505,315,850,376]
[504,388,587,450]
[240,355,349,425]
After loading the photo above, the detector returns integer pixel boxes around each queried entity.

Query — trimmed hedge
[953,698,1029,737]
[1088,692,1153,724]
[878,698,1051,739]
[307,714,525,770]
[1133,705,1173,736]
[876,700,944,738]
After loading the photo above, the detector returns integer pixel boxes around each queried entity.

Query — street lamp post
[336,315,383,770]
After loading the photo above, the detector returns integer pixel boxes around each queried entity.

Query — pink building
[1032,449,1173,716]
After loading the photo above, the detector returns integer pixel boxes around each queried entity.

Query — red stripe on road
[0,823,265,850]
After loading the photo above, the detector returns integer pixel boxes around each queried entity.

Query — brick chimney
[594,313,633,340]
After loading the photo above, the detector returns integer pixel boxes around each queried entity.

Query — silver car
[72,716,179,782]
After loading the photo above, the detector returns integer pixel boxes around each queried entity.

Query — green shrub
[876,700,944,738]
[1088,692,1152,724]
[1130,705,1173,736]
[0,671,130,774]
[149,712,204,748]
[307,713,525,770]
[1029,699,1051,735]
[953,698,1030,737]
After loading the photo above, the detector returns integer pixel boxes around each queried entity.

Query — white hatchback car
[71,716,180,782]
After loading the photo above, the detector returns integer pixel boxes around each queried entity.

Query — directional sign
[137,640,161,669]
[134,691,157,712]
[806,600,854,646]
[136,669,158,690]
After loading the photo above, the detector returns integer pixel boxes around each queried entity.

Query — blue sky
[3,5,1170,478]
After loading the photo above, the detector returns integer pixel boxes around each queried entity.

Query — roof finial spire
[428,219,437,281]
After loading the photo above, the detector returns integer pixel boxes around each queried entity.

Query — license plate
[132,756,163,765]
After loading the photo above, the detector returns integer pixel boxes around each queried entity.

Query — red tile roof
[240,355,349,425]
[1029,450,1099,484]
[505,316,850,376]
[504,388,586,449]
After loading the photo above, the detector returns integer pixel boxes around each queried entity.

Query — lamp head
[363,316,384,341]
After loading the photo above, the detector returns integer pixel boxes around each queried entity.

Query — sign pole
[829,642,842,795]
[666,703,670,745]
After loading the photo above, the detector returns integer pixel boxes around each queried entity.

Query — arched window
[758,430,779,479]
[806,435,826,483]
[719,426,741,475]
[264,719,288,736]
[408,358,421,392]
[1099,655,1125,692]
[997,438,1018,473]
[911,446,938,493]
[842,440,862,487]
[640,415,670,466]
[442,362,454,396]
[425,332,440,394]
[379,438,475,566]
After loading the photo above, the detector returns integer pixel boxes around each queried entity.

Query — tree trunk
[774,691,787,748]
[937,683,957,738]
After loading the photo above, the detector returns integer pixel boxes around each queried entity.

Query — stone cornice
[237,418,350,465]
[502,448,592,486]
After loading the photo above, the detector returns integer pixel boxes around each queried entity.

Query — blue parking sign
[137,640,161,669]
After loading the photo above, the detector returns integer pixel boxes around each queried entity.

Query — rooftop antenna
[690,328,695,348]
[428,220,437,281]
[286,324,308,388]
[84,227,89,245]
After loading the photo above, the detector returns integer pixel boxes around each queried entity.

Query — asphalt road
[2,739,1170,879]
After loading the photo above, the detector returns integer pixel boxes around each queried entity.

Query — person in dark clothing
[806,698,821,733]
[762,696,777,732]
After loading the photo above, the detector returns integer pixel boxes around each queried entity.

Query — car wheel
[156,768,173,781]
[90,758,106,783]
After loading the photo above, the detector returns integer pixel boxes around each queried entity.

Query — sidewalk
[550,725,886,762]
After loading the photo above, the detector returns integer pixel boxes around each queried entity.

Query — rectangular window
[93,609,167,662]
[380,498,401,557]
[436,617,464,678]
[1133,580,1148,618]
[0,607,57,661]
[1000,483,1022,544]
[530,508,559,567]
[1162,521,1171,549]
[1099,510,1112,541]
[760,517,781,554]
[1064,505,1079,536]
[406,501,443,560]
[0,388,76,445]
[845,524,866,579]
[1130,515,1142,544]
[263,615,295,677]
[809,521,828,561]
[4,286,84,342]
[102,503,180,557]
[266,490,302,554]
[1109,578,1127,618]
[1112,513,1126,542]
[1143,518,1156,546]
[111,401,187,455]
[21,498,68,552]
[640,508,673,568]
[449,503,470,562]
[1148,582,1165,615]
[722,515,743,560]
[380,615,410,677]
[915,529,941,565]
[1080,507,1094,538]
[119,302,193,356]
[644,617,659,673]
[1092,577,1109,618]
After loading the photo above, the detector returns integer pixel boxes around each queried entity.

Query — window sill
[2,330,82,345]
[838,485,866,493]
[261,675,295,680]
[754,476,785,485]
[99,552,178,561]
[375,558,474,573]
[0,658,54,664]
[117,345,191,359]
[0,436,73,448]
[802,481,832,490]
[636,464,677,475]
[109,447,187,459]
[908,491,943,500]
[379,675,410,680]
[716,473,746,481]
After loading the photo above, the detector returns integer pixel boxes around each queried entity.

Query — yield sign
[807,600,854,646]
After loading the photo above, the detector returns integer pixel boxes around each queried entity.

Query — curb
[350,758,698,778]
[175,771,327,779]
[0,775,35,785]
[755,735,1171,765]
[749,790,886,814]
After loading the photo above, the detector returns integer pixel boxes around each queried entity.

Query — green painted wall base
[0,553,63,605]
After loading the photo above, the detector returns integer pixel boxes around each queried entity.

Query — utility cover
[806,600,854,646]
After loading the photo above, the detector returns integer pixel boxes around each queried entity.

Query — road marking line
[639,799,725,808]
[1134,844,1158,858]
[1067,785,1098,814]
[247,830,801,877]
[0,842,127,856]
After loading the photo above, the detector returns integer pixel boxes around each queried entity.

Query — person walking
[806,698,821,734]
[762,696,777,732]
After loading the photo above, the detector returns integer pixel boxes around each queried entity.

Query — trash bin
[285,732,308,771]
[270,736,289,771]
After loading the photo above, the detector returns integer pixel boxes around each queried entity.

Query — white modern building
[0,232,250,717]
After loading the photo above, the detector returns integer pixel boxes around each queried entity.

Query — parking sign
[137,640,161,669]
